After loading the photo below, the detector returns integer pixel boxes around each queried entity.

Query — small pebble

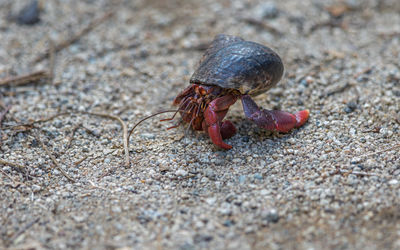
[175,169,188,177]
[16,0,41,25]
[238,175,246,184]
[264,209,279,223]
[112,206,122,213]
[344,102,357,113]
[140,133,156,139]
[255,2,279,19]
[253,173,263,180]
[32,184,41,192]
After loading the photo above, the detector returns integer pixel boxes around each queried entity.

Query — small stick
[0,70,48,86]
[353,67,372,79]
[357,144,400,159]
[241,17,283,36]
[8,218,40,245]
[48,38,56,85]
[33,11,114,63]
[308,18,345,35]
[337,169,385,178]
[81,112,130,168]
[0,159,27,174]
[0,105,11,125]
[33,130,76,182]
[0,169,22,186]
[64,122,82,151]
[379,31,400,39]
[73,156,89,166]
[5,110,130,167]
[0,105,11,147]
[362,126,381,133]
[325,83,351,97]
[5,112,70,130]
[88,180,108,192]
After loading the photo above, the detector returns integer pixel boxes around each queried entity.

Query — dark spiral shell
[190,34,284,96]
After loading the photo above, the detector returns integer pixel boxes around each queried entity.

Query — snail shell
[190,34,284,96]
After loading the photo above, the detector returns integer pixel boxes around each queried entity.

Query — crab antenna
[127,109,180,142]
[159,109,180,122]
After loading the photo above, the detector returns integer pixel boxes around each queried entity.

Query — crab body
[173,34,309,149]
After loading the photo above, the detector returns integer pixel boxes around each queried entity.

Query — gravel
[1,0,400,249]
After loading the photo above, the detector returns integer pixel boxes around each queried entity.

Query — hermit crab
[132,34,309,150]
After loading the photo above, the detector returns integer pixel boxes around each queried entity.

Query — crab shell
[190,34,284,96]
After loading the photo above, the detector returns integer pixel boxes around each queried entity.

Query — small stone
[351,157,361,164]
[223,220,234,227]
[193,234,213,243]
[388,179,398,185]
[305,76,314,84]
[263,209,279,223]
[204,168,215,179]
[32,184,41,192]
[16,0,41,25]
[140,133,156,139]
[91,129,101,137]
[206,197,216,205]
[112,206,122,213]
[255,2,279,19]
[62,191,71,198]
[253,173,263,180]
[380,128,393,138]
[73,215,86,223]
[238,175,246,184]
[344,102,357,113]
[175,169,187,177]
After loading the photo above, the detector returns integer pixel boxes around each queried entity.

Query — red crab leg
[204,95,238,149]
[241,95,309,133]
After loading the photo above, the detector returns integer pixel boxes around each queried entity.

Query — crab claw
[220,120,237,139]
[294,110,310,128]
[241,95,309,133]
[203,95,238,149]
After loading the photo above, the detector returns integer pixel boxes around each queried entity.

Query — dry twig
[0,169,24,187]
[241,17,283,36]
[324,83,351,97]
[308,18,346,35]
[33,11,114,63]
[0,105,11,147]
[82,112,130,168]
[0,159,27,175]
[336,169,385,178]
[88,180,108,192]
[5,112,70,131]
[64,122,82,151]
[33,130,76,182]
[0,70,49,87]
[358,144,400,159]
[7,218,40,246]
[5,110,130,168]
[353,67,373,79]
[74,156,89,166]
[0,105,11,125]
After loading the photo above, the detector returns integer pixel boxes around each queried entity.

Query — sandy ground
[1,0,399,249]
